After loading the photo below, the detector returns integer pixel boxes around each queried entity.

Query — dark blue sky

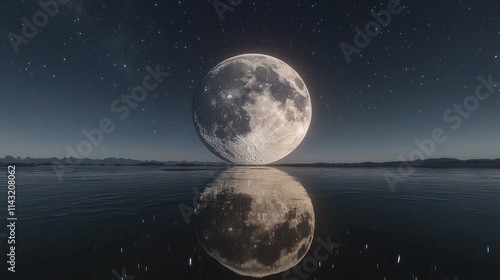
[1,0,499,163]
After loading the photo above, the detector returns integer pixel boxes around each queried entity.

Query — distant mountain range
[272,158,500,168]
[0,156,228,167]
[0,156,499,168]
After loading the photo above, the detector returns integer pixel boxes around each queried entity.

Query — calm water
[1,166,499,279]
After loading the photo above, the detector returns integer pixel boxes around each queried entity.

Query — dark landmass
[271,158,500,168]
[135,162,165,166]
[163,168,227,171]
[0,162,37,167]
[0,156,228,167]
[0,156,499,168]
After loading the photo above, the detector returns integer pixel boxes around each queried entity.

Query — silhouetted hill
[272,158,500,168]
[0,156,227,167]
[0,156,498,168]
[135,162,165,166]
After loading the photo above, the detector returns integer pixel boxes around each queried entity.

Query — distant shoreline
[0,156,499,168]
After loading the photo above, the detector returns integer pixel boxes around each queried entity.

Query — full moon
[194,167,315,277]
[192,53,312,165]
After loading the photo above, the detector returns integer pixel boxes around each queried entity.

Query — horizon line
[1,155,500,165]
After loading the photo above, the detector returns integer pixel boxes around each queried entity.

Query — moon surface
[192,53,312,165]
[194,167,315,278]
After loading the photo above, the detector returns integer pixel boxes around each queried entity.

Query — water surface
[1,166,499,279]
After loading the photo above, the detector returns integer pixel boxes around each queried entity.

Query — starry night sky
[1,0,499,163]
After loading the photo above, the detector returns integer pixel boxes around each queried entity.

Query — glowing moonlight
[195,167,315,277]
[192,53,312,165]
